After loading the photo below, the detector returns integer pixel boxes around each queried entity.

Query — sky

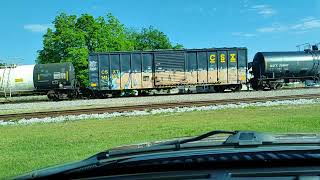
[1,0,320,65]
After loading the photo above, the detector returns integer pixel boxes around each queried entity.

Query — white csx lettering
[269,64,289,68]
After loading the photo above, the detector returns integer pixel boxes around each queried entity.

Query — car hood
[15,131,320,180]
[109,132,320,151]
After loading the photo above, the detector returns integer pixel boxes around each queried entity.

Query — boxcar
[88,48,247,96]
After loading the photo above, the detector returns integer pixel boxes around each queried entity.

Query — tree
[129,26,183,50]
[38,13,183,86]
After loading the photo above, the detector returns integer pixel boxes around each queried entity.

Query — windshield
[1,0,320,179]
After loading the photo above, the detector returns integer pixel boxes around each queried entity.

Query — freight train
[1,46,320,100]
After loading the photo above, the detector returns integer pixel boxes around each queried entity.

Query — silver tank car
[0,65,36,96]
[251,50,320,89]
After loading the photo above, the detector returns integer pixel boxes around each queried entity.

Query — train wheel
[47,90,59,101]
[82,89,94,99]
[274,83,283,90]
[67,90,78,99]
[233,85,242,92]
[249,79,259,90]
[214,86,225,93]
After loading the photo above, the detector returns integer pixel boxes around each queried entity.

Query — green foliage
[38,13,182,86]
[129,26,183,51]
[130,26,172,50]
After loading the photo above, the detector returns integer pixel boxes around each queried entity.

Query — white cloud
[257,17,320,33]
[251,4,276,17]
[183,7,216,17]
[291,17,320,30]
[257,25,287,33]
[256,27,275,33]
[23,24,52,33]
[231,32,257,37]
[242,0,249,8]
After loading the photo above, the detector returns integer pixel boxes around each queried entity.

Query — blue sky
[1,0,320,64]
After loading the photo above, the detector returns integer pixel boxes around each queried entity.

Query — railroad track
[0,95,49,104]
[1,93,320,121]
[0,86,319,105]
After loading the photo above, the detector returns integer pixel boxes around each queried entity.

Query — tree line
[37,13,183,86]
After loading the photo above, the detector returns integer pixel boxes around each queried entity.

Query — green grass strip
[1,104,320,178]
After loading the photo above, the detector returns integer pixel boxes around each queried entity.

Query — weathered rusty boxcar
[89,48,247,95]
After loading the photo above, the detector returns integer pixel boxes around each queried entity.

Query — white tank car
[0,65,35,96]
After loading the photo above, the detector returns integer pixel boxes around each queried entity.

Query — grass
[1,104,320,178]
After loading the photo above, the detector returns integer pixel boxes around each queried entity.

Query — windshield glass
[1,0,320,178]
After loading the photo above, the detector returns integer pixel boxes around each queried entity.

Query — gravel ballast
[0,95,48,104]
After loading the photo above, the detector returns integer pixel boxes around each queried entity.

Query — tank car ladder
[310,51,320,84]
[0,66,12,98]
[0,67,6,96]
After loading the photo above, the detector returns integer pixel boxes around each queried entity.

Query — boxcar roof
[89,47,247,55]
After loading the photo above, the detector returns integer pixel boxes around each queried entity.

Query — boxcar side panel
[99,55,110,90]
[238,49,247,83]
[110,55,121,90]
[89,55,100,89]
[228,50,238,84]
[142,53,154,88]
[208,51,218,83]
[185,52,197,84]
[197,51,208,83]
[131,54,142,89]
[120,54,132,89]
[218,51,228,84]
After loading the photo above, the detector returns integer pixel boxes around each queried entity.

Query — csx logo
[209,53,237,63]
[229,54,236,62]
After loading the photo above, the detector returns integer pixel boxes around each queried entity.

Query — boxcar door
[120,54,132,89]
[142,53,154,88]
[131,54,142,89]
[186,52,197,84]
[217,51,228,84]
[110,54,121,90]
[197,51,208,83]
[98,54,110,90]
